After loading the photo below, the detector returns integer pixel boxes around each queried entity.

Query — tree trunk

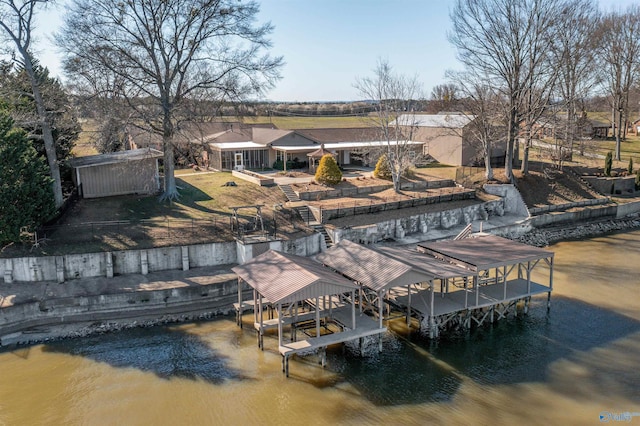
[23,51,64,208]
[160,110,179,201]
[505,108,517,181]
[616,106,623,161]
[484,146,493,180]
[521,139,530,175]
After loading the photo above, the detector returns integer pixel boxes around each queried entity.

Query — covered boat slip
[386,235,553,336]
[318,236,553,338]
[232,250,386,376]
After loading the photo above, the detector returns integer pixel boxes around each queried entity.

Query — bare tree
[450,0,562,181]
[550,0,599,162]
[450,70,504,180]
[0,0,63,208]
[596,6,640,161]
[429,83,459,113]
[354,59,424,193]
[59,0,283,200]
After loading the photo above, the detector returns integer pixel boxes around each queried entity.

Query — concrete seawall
[0,266,243,345]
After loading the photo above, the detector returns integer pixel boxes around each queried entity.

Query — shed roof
[69,148,163,168]
[315,240,434,291]
[232,250,357,305]
[417,234,554,271]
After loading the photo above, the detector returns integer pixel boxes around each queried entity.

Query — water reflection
[42,326,247,384]
[322,295,640,406]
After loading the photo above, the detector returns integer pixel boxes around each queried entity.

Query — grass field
[243,115,372,129]
[62,171,288,223]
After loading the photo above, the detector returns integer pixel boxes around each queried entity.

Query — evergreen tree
[628,157,634,175]
[373,154,392,180]
[0,63,80,180]
[315,154,342,185]
[605,151,613,176]
[0,112,55,244]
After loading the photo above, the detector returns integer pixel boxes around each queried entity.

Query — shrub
[604,151,613,177]
[629,157,634,175]
[636,169,640,190]
[373,154,392,180]
[315,154,342,185]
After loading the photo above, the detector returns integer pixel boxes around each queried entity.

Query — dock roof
[232,250,357,304]
[417,234,554,271]
[377,246,473,279]
[315,240,434,291]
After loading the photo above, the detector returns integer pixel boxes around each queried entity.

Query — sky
[30,0,640,103]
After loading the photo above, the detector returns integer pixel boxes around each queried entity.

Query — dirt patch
[460,162,606,208]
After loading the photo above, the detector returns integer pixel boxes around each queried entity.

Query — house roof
[273,140,423,152]
[393,114,475,128]
[314,240,434,292]
[252,127,295,145]
[200,127,254,143]
[295,127,386,143]
[69,148,163,168]
[417,234,553,271]
[232,250,357,305]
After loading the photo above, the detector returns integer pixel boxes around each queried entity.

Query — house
[206,126,318,170]
[295,127,423,167]
[394,113,504,167]
[201,125,424,171]
[69,148,163,198]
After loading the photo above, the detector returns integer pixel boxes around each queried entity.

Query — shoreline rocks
[512,215,640,247]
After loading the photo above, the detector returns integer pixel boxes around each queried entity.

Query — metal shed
[69,148,163,198]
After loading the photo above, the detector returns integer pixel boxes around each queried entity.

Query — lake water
[1,231,640,425]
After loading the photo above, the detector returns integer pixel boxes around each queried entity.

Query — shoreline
[3,215,640,349]
[513,215,640,247]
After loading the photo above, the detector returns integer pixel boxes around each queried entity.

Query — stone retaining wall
[296,179,455,201]
[583,175,635,196]
[328,198,504,244]
[310,190,476,223]
[231,170,275,186]
[528,198,611,215]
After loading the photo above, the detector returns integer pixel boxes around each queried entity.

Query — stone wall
[312,190,476,223]
[231,170,275,186]
[296,179,455,201]
[583,175,636,196]
[328,198,504,244]
[483,184,529,216]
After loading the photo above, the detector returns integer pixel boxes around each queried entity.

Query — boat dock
[232,234,554,375]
